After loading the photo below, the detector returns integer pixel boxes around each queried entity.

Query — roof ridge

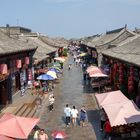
[106,27,125,34]
[118,35,139,47]
[97,28,126,47]
[99,28,136,47]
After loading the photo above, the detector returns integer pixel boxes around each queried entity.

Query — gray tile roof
[102,35,140,67]
[39,35,68,48]
[82,28,136,48]
[18,36,57,60]
[0,30,37,56]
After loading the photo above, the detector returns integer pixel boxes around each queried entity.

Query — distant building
[0,25,31,36]
[81,26,136,66]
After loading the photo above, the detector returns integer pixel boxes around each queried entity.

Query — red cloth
[104,120,112,133]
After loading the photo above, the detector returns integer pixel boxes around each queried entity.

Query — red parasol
[51,130,67,139]
[0,113,39,139]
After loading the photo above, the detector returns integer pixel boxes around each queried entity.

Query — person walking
[68,64,72,70]
[100,108,107,131]
[103,119,112,140]
[33,128,40,140]
[64,104,71,127]
[79,106,87,127]
[71,106,78,126]
[38,129,48,140]
[49,95,55,112]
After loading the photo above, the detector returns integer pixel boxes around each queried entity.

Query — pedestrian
[33,128,40,140]
[73,54,76,62]
[49,96,55,112]
[64,104,71,127]
[71,106,78,126]
[100,108,107,131]
[38,129,48,140]
[83,71,87,81]
[79,106,87,127]
[75,58,78,65]
[103,119,112,140]
[68,64,72,70]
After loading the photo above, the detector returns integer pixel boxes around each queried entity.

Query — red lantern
[0,64,8,74]
[119,70,123,75]
[130,66,134,72]
[114,63,117,70]
[119,79,123,84]
[119,75,123,79]
[128,80,133,85]
[110,59,113,64]
[130,71,134,76]
[25,57,29,65]
[128,76,133,81]
[128,85,134,92]
[16,60,22,68]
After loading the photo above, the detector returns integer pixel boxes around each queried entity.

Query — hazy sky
[0,0,140,38]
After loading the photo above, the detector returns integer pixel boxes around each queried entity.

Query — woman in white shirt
[71,106,78,126]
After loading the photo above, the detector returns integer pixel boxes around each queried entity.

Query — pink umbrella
[0,113,39,139]
[86,66,102,74]
[51,130,67,139]
[54,57,65,62]
[0,135,15,140]
[89,72,108,78]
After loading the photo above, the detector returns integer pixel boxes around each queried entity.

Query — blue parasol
[37,74,55,80]
[49,68,61,73]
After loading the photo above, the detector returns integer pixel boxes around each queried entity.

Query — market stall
[95,90,140,138]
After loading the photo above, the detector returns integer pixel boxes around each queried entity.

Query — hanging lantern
[16,59,22,68]
[128,85,134,92]
[0,64,8,74]
[128,76,133,81]
[128,81,133,86]
[25,57,30,65]
[119,70,123,75]
[114,63,117,70]
[119,78,123,84]
[130,66,134,72]
[130,71,134,76]
[110,59,113,64]
[119,74,123,79]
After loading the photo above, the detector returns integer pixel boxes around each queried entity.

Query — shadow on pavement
[87,109,103,140]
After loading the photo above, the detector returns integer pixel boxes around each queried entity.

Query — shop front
[102,55,140,103]
[0,74,8,106]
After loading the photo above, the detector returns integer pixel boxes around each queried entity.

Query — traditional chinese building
[0,30,37,106]
[102,35,140,102]
[81,26,136,66]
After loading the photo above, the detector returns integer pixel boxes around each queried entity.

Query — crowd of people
[64,104,87,127]
[33,43,116,140]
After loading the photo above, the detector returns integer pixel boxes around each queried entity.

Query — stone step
[15,103,29,116]
[27,107,36,118]
[22,100,37,117]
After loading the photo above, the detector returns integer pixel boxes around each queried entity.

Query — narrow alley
[38,55,102,140]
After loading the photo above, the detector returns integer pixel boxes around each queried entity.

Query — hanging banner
[28,68,33,80]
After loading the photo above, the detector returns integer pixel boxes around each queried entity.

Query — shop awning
[89,72,108,78]
[86,65,102,74]
[95,90,129,107]
[103,100,140,127]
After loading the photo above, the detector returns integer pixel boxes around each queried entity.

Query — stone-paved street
[38,55,102,140]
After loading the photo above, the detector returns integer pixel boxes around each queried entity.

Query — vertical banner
[28,68,33,81]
